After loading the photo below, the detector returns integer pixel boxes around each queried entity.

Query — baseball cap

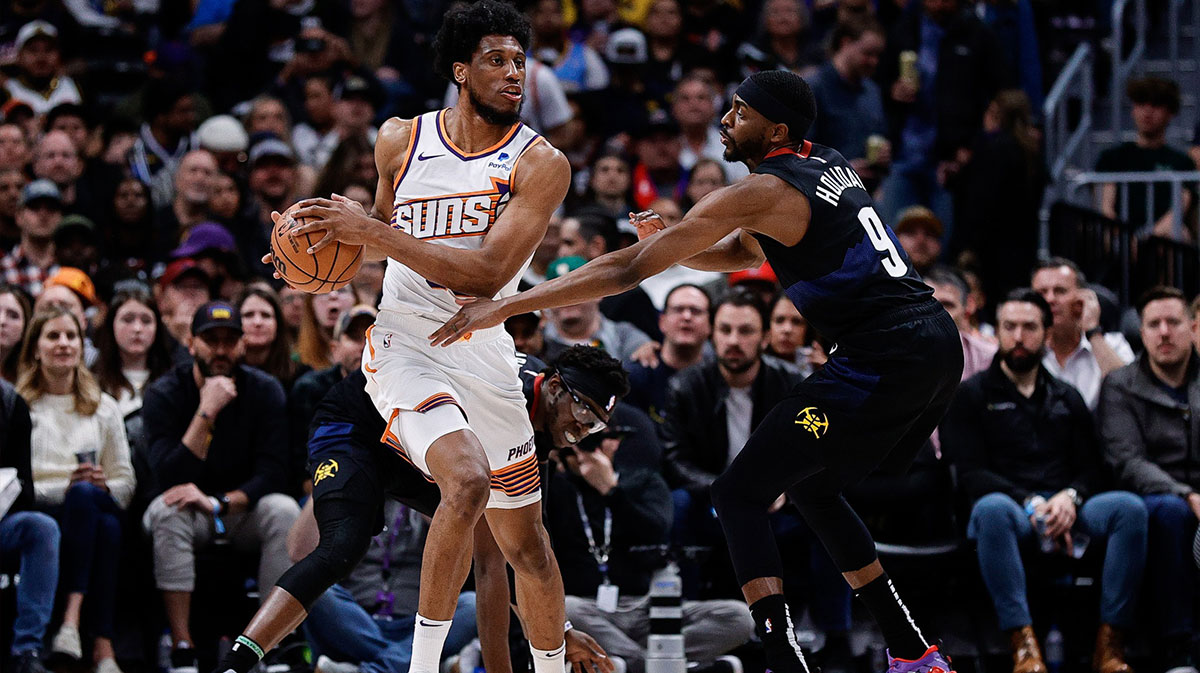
[45,267,98,306]
[196,114,249,153]
[605,28,647,65]
[334,74,381,106]
[634,108,680,139]
[54,214,96,244]
[191,301,242,336]
[21,179,61,207]
[169,222,237,259]
[158,258,210,289]
[248,138,296,167]
[545,256,587,281]
[893,205,944,238]
[729,261,778,287]
[333,304,377,340]
[15,21,57,51]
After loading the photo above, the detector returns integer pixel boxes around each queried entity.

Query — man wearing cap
[154,150,219,262]
[169,222,244,300]
[1,179,62,296]
[631,110,685,211]
[893,205,943,276]
[156,259,213,348]
[196,115,250,177]
[52,215,99,275]
[247,138,297,237]
[4,21,82,116]
[542,256,652,365]
[141,301,299,673]
[332,74,382,148]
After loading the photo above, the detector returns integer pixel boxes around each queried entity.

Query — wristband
[564,620,573,633]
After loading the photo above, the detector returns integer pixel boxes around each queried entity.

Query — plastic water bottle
[646,562,686,673]
[1035,515,1057,554]
[1044,626,1064,673]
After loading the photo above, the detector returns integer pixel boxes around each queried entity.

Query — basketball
[270,203,364,294]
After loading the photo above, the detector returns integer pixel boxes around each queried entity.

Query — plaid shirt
[0,244,58,297]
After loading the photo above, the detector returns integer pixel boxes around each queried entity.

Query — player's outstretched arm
[429,175,780,346]
[633,206,765,272]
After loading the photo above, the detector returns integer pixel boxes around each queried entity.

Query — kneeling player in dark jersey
[432,71,964,673]
[214,346,629,673]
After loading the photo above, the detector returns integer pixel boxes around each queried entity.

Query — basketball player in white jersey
[284,3,579,673]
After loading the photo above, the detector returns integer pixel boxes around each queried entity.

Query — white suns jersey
[380,109,544,320]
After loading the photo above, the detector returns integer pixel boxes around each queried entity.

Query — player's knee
[710,471,746,513]
[505,528,556,576]
[440,466,491,520]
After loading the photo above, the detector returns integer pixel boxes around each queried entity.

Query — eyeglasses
[556,370,608,435]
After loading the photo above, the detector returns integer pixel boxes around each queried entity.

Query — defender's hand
[630,210,666,241]
[566,628,615,673]
[429,297,508,347]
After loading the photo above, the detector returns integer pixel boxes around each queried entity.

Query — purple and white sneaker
[885,646,955,673]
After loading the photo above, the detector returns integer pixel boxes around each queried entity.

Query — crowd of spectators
[0,1,1198,673]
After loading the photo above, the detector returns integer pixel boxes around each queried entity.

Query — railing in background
[1110,0,1147,138]
[1039,43,1095,257]
[1049,171,1200,302]
[1065,170,1199,240]
[1043,44,1095,183]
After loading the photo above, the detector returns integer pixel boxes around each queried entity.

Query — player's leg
[484,502,567,673]
[407,423,494,673]
[214,457,384,673]
[789,388,957,669]
[709,401,824,673]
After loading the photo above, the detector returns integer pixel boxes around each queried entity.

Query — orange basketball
[270,203,364,294]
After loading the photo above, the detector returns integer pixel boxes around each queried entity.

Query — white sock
[410,614,453,673]
[530,642,566,673]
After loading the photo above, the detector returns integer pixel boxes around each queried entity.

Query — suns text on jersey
[391,191,504,240]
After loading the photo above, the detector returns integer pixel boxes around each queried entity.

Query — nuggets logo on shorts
[313,459,339,485]
[794,406,830,438]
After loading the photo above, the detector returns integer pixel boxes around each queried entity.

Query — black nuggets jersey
[750,141,934,343]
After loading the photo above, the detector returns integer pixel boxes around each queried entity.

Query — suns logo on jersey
[391,177,511,240]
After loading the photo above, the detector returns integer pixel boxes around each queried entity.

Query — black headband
[556,365,620,416]
[735,76,813,140]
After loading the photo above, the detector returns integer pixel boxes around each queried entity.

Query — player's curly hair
[552,345,631,399]
[433,0,532,87]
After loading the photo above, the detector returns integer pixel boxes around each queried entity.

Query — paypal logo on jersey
[487,151,512,171]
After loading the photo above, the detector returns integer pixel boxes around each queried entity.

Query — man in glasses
[213,345,629,673]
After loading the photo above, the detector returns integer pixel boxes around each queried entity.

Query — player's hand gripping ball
[270,202,364,294]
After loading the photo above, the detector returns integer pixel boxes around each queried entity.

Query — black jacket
[941,356,1104,504]
[0,380,34,514]
[545,463,672,597]
[1098,352,1200,496]
[142,363,289,503]
[878,7,1011,161]
[660,357,804,493]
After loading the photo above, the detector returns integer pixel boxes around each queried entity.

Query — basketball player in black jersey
[212,346,627,673]
[431,70,964,673]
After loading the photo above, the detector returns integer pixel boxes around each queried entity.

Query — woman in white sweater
[17,306,135,673]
